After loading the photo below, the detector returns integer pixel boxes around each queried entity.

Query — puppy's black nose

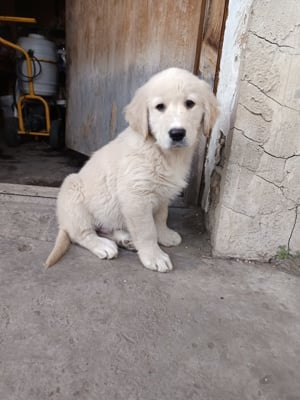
[169,128,186,142]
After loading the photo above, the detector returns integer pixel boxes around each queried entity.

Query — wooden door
[65,0,227,204]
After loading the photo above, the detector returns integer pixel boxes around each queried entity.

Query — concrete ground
[0,183,300,400]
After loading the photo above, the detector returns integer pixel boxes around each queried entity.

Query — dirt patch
[272,257,300,276]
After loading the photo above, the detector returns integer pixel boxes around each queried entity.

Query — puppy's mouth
[169,138,187,148]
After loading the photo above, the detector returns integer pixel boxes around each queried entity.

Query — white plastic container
[17,34,58,96]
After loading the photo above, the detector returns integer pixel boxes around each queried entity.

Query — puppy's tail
[44,229,71,268]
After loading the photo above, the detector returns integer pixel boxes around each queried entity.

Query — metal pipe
[0,16,36,23]
[0,37,35,95]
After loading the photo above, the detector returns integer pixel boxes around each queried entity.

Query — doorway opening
[0,0,87,187]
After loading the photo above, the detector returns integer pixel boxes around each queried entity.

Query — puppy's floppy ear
[124,85,148,139]
[200,81,219,137]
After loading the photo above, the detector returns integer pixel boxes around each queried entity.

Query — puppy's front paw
[138,247,173,273]
[158,228,182,247]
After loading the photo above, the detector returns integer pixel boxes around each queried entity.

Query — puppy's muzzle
[169,128,186,142]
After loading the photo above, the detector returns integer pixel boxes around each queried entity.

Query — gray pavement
[0,183,300,400]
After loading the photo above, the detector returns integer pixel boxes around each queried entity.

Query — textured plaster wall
[210,0,300,260]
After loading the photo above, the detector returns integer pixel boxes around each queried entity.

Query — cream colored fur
[45,68,218,272]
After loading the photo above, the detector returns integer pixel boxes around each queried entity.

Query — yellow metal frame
[0,16,51,137]
[17,94,51,135]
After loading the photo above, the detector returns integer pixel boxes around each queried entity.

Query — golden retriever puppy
[45,68,218,272]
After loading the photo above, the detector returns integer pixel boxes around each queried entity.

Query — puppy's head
[124,68,219,149]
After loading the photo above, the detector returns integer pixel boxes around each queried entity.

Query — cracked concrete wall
[210,0,300,260]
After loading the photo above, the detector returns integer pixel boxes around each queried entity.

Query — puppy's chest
[120,148,190,199]
[155,163,188,198]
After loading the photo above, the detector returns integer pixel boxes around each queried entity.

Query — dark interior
[0,0,86,187]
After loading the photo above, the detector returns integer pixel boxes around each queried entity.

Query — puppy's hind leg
[57,173,118,262]
[76,230,118,260]
[107,230,136,251]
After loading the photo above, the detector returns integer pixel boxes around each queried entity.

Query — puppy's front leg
[154,203,182,247]
[122,203,173,272]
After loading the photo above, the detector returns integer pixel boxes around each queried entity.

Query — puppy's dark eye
[155,103,166,112]
[185,100,195,109]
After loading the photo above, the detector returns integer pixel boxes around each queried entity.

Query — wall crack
[288,205,299,252]
[258,146,300,160]
[242,79,300,112]
[249,29,295,49]
[281,23,300,41]
[239,103,272,122]
[230,161,295,204]
[230,161,256,174]
[256,174,297,204]
[249,30,300,55]
[222,204,254,219]
[249,30,295,49]
[256,174,283,190]
[234,126,262,144]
